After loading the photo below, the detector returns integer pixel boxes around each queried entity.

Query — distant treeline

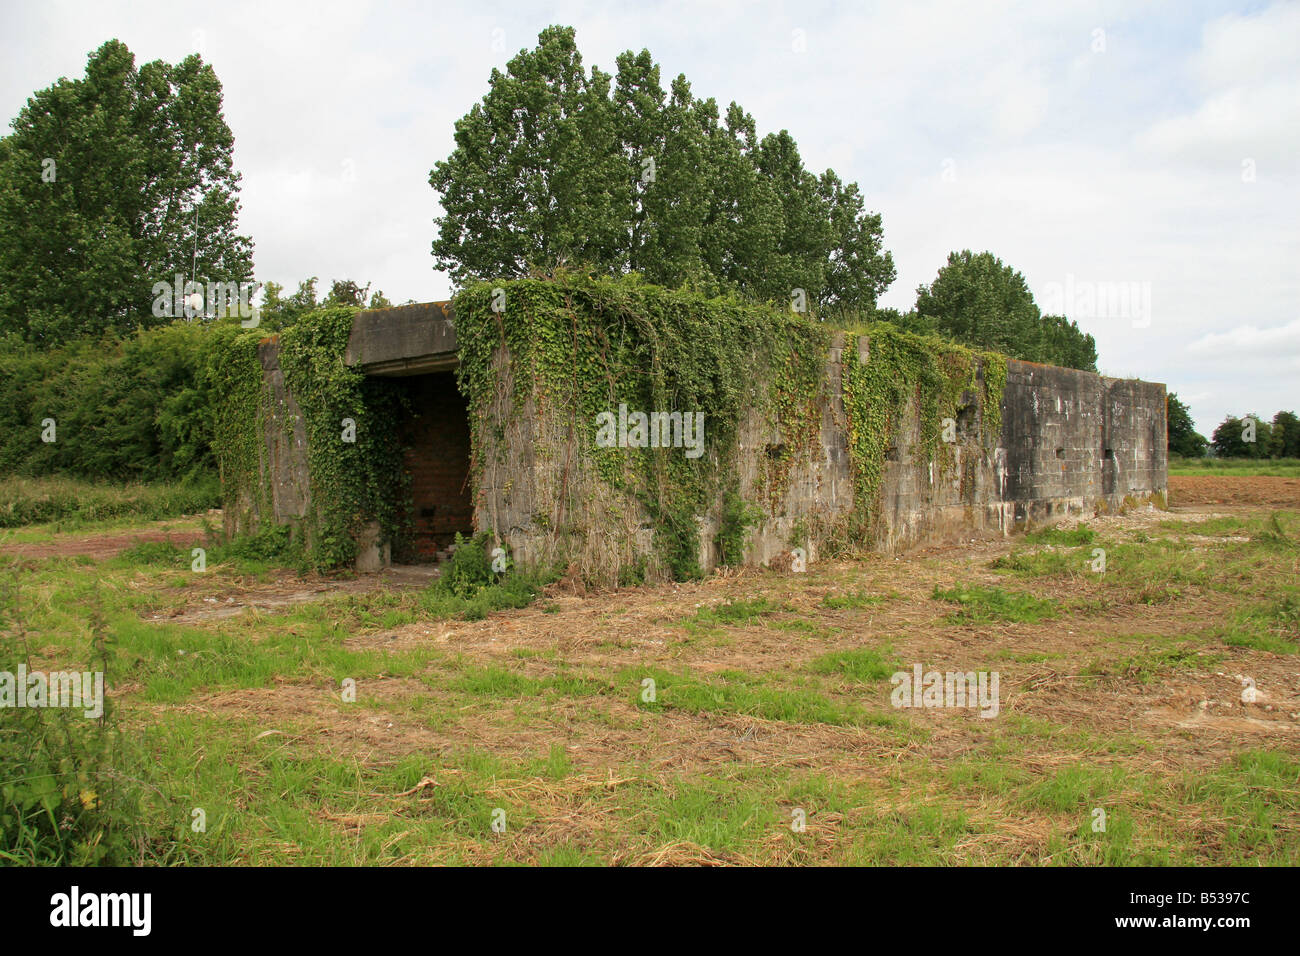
[1167,393,1299,459]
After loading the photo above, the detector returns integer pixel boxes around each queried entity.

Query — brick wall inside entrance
[396,372,473,560]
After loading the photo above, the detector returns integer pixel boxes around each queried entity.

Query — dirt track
[0,524,207,560]
[1168,475,1300,507]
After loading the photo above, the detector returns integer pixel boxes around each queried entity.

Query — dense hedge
[0,322,218,482]
[0,476,219,528]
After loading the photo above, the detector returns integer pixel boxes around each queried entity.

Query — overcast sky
[3,0,1296,438]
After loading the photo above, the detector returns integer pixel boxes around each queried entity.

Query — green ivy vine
[840,323,1007,537]
[453,273,827,579]
[209,307,411,569]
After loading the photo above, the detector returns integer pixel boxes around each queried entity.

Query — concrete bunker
[224,284,1168,580]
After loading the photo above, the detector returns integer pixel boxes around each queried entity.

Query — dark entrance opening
[393,371,473,562]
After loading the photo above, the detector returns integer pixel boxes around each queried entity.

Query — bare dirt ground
[1169,474,1300,507]
[2,519,209,559]
[143,564,439,624]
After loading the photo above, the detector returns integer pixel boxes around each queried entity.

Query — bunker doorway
[393,371,473,562]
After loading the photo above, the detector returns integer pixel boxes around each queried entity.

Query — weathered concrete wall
[345,302,457,375]
[1000,362,1168,525]
[473,334,1167,579]
[224,338,312,541]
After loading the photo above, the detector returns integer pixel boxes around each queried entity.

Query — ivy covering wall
[453,275,831,581]
[840,324,1007,536]
[453,274,1008,582]
[209,276,1010,578]
[208,306,411,568]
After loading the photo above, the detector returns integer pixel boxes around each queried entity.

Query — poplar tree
[0,40,253,345]
[431,25,895,311]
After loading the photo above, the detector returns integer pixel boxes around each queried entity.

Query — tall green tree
[1212,414,1272,458]
[431,26,894,311]
[0,40,253,345]
[697,101,782,297]
[1269,410,1300,458]
[430,26,621,285]
[820,171,895,310]
[914,250,1097,371]
[754,129,834,301]
[1166,392,1207,458]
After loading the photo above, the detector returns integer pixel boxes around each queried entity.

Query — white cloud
[1187,320,1300,356]
[1194,3,1300,90]
[1137,3,1300,168]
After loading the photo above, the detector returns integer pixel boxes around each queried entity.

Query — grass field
[0,476,221,530]
[1169,457,1300,478]
[2,498,1298,866]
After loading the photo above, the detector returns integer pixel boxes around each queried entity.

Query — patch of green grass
[448,664,608,700]
[1024,526,1095,546]
[678,597,790,638]
[989,548,1075,576]
[628,666,904,731]
[1024,762,1133,813]
[768,617,830,636]
[807,645,898,682]
[1169,457,1300,477]
[947,755,1034,795]
[690,598,785,625]
[1253,512,1300,550]
[1181,750,1300,861]
[847,804,971,865]
[0,476,221,529]
[532,743,573,780]
[993,518,1299,609]
[932,584,1058,623]
[533,844,603,866]
[1217,588,1300,654]
[116,525,301,575]
[820,589,893,610]
[653,778,777,852]
[1082,644,1218,684]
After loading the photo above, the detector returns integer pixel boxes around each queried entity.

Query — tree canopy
[1166,392,1208,458]
[0,39,253,345]
[258,277,391,331]
[1211,410,1299,459]
[911,250,1098,371]
[430,25,896,311]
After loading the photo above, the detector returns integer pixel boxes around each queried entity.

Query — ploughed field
[2,488,1298,865]
[1169,474,1300,508]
